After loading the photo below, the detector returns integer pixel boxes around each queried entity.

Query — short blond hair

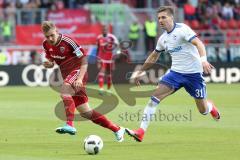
[157,6,175,16]
[41,21,56,33]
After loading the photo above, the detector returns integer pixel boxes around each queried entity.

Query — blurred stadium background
[0,0,240,160]
[0,0,239,86]
[0,0,240,86]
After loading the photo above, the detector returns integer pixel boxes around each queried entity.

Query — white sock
[140,96,160,131]
[207,101,213,113]
[202,101,213,115]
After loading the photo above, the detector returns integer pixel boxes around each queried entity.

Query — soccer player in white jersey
[126,6,220,142]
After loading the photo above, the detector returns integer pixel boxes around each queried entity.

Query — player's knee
[60,92,74,98]
[61,83,75,96]
[80,111,92,119]
[100,68,105,73]
[153,84,174,100]
[60,94,71,100]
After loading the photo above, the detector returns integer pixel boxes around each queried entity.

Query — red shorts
[100,62,114,72]
[64,70,88,107]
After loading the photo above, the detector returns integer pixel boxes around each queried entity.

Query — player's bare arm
[191,37,214,74]
[43,60,54,68]
[73,56,88,89]
[134,50,160,86]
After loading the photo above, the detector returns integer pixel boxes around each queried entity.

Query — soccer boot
[125,128,144,142]
[114,127,125,142]
[209,101,221,121]
[55,124,77,135]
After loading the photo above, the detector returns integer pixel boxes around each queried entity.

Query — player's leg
[98,62,105,95]
[126,83,174,142]
[195,99,220,121]
[75,99,125,142]
[126,71,181,142]
[106,63,113,95]
[76,102,119,132]
[183,73,220,121]
[55,70,84,135]
[56,82,77,135]
[141,84,175,130]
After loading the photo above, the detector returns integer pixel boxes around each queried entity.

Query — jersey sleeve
[73,46,85,57]
[182,24,197,42]
[155,36,165,54]
[63,36,85,58]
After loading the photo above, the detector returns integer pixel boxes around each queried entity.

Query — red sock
[107,75,112,89]
[61,96,75,127]
[91,110,119,132]
[98,73,104,89]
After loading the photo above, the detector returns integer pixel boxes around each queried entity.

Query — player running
[96,25,119,95]
[126,6,220,142]
[41,21,125,142]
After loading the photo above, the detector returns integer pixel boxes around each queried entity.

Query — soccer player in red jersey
[41,21,125,142]
[96,25,119,95]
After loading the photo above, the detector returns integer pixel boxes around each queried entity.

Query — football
[83,135,103,155]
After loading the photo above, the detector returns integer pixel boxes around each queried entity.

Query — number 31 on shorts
[195,89,204,98]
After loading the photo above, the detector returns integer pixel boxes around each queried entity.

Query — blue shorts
[159,70,206,99]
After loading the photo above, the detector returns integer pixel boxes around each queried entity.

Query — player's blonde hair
[157,6,175,16]
[41,21,56,33]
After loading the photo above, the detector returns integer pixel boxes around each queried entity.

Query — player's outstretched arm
[134,50,160,86]
[191,37,214,74]
[141,50,160,71]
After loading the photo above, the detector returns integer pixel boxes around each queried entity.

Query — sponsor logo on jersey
[168,46,182,53]
[60,46,65,53]
[51,55,65,59]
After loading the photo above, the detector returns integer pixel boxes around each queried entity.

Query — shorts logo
[60,46,65,53]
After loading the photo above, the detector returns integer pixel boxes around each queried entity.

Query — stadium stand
[0,0,239,64]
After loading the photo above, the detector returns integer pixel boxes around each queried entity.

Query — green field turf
[0,84,240,160]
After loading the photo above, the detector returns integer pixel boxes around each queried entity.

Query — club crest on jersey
[173,35,177,40]
[60,46,65,53]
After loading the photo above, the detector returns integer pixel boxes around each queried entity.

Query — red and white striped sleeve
[62,36,85,57]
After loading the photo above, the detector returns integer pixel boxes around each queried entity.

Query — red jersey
[96,33,119,63]
[43,34,85,78]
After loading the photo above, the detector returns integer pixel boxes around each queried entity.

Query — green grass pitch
[0,84,239,160]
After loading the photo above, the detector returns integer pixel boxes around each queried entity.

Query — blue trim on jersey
[167,23,176,34]
[188,35,197,42]
[151,96,160,104]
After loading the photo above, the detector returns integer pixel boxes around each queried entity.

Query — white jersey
[155,23,203,73]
